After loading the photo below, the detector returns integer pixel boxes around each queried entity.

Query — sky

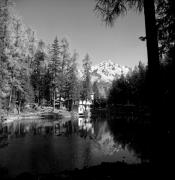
[14,0,148,68]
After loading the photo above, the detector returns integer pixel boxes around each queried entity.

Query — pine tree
[0,0,15,113]
[31,40,47,105]
[81,54,92,101]
[25,27,37,68]
[65,51,80,110]
[59,38,71,102]
[48,37,61,110]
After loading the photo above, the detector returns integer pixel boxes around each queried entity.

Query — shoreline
[1,109,74,125]
[1,161,171,180]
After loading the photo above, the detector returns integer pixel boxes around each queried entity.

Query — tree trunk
[59,94,61,109]
[144,0,160,100]
[9,87,12,109]
[18,100,21,115]
[67,99,69,111]
[53,90,55,111]
[144,0,164,167]
[143,0,161,123]
[9,83,14,111]
[71,100,74,112]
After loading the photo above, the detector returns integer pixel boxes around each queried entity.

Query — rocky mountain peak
[91,60,130,83]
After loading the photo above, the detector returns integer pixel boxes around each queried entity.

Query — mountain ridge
[91,60,130,83]
[77,60,130,99]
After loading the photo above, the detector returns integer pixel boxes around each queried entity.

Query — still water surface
[0,115,141,177]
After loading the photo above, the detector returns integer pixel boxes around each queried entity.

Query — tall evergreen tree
[31,40,47,105]
[81,54,92,101]
[0,0,11,111]
[49,37,61,110]
[65,51,80,110]
[59,38,71,101]
[94,0,160,108]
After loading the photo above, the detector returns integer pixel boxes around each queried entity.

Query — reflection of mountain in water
[94,121,122,155]
[1,113,151,163]
[1,115,150,161]
[107,113,152,162]
[0,114,146,177]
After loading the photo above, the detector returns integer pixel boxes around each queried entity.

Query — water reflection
[78,117,94,138]
[94,121,122,155]
[108,113,152,162]
[0,115,142,177]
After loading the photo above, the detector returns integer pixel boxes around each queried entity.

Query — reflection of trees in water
[82,140,91,168]
[3,118,92,138]
[0,134,8,148]
[107,117,152,162]
[91,110,152,161]
[97,131,122,155]
[3,120,55,137]
[2,113,152,162]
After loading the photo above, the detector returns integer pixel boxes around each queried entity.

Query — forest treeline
[108,58,174,107]
[0,0,175,116]
[0,0,93,115]
[105,0,175,109]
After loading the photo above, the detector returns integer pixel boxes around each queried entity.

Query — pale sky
[14,0,148,68]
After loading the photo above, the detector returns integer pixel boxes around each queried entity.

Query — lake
[0,112,149,178]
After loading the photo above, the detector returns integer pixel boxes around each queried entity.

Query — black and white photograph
[0,0,174,179]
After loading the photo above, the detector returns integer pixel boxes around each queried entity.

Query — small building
[78,99,93,116]
[55,97,65,109]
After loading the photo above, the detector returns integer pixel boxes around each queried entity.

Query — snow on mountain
[77,60,130,83]
[77,60,130,98]
[91,60,130,83]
